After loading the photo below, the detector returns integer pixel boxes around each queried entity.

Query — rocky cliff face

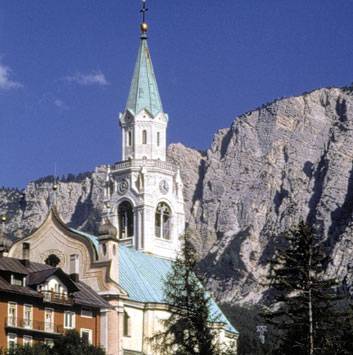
[1,86,353,304]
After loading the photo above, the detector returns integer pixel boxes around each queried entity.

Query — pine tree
[264,222,350,355]
[151,233,234,355]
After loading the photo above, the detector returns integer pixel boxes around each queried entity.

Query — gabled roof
[0,256,110,309]
[11,208,99,261]
[119,246,238,334]
[0,257,30,275]
[0,275,39,297]
[74,281,111,309]
[125,37,163,117]
[27,268,79,293]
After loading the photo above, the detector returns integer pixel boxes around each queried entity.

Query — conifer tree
[152,233,235,355]
[264,222,349,355]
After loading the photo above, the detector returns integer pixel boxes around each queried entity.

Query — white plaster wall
[120,110,167,161]
[122,306,144,352]
[43,276,68,294]
[109,163,185,260]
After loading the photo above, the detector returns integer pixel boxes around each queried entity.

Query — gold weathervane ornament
[140,0,148,33]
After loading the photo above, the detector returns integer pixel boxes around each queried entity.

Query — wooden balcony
[41,290,73,306]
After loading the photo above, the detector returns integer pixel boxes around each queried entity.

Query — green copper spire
[125,3,163,117]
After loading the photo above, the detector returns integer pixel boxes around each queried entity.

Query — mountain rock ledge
[1,86,353,304]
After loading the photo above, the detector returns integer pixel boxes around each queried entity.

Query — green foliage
[264,221,353,355]
[152,233,234,355]
[51,330,105,355]
[7,344,51,355]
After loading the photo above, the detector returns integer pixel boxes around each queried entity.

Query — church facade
[6,10,238,355]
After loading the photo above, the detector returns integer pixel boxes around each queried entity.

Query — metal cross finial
[140,0,148,23]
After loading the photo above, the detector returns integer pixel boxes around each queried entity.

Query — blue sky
[1,1,352,188]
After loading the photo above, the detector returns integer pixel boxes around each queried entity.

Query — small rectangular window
[7,302,17,327]
[23,336,32,347]
[142,130,147,144]
[23,304,33,329]
[7,333,17,351]
[44,308,54,332]
[123,311,131,337]
[157,132,160,147]
[70,254,79,276]
[81,308,93,318]
[11,274,23,286]
[80,328,93,344]
[64,311,75,329]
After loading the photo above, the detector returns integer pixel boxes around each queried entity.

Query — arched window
[118,201,134,239]
[45,254,60,267]
[155,202,171,240]
[142,130,147,144]
[127,131,132,146]
[157,132,160,147]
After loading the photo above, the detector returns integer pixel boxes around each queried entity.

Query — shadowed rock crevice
[220,128,233,160]
[274,170,289,215]
[200,228,250,282]
[306,142,331,226]
[192,158,207,203]
[336,98,348,123]
[334,98,349,132]
[303,161,314,179]
[68,180,95,230]
[327,161,353,249]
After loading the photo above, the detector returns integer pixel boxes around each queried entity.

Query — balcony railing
[6,317,64,334]
[111,159,177,172]
[41,291,73,306]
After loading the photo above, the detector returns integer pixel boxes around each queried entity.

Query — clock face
[159,179,169,194]
[117,179,129,195]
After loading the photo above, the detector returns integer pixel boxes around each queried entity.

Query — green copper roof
[119,245,238,334]
[125,37,163,117]
[71,230,237,334]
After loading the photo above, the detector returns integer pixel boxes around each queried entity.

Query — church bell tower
[100,2,185,260]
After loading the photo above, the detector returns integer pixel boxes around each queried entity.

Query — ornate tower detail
[119,9,167,162]
[101,2,185,259]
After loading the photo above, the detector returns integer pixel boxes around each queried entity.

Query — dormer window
[10,274,24,287]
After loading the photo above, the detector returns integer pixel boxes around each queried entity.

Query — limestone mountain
[1,85,353,304]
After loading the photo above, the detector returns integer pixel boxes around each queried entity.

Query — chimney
[21,242,30,267]
[69,254,79,282]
